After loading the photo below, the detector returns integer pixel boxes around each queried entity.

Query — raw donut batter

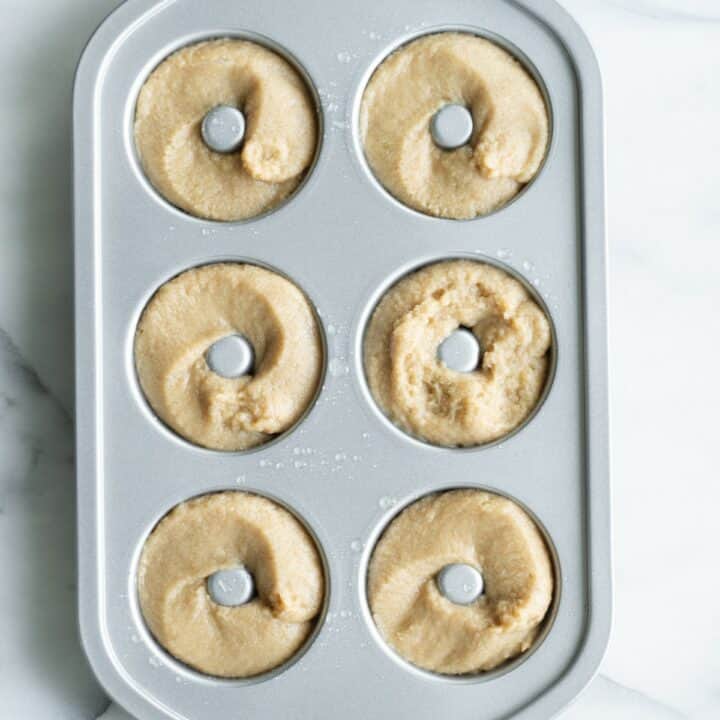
[135,39,318,221]
[138,491,325,677]
[368,489,554,674]
[360,33,549,219]
[134,263,323,451]
[364,260,551,446]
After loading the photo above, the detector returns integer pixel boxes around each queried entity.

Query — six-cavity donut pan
[73,0,611,718]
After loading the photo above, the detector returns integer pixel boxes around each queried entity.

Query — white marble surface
[0,0,718,718]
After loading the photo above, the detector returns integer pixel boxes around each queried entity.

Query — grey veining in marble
[0,330,107,719]
[1,0,718,718]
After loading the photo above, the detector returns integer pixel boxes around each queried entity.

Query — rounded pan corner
[73,0,170,121]
[518,0,604,101]
[557,614,613,718]
[515,591,613,720]
[73,1,130,112]
[78,611,174,720]
[77,613,141,717]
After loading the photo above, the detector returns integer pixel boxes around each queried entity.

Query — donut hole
[430,103,475,151]
[205,333,256,378]
[435,562,485,604]
[206,565,256,606]
[200,104,247,155]
[436,327,483,373]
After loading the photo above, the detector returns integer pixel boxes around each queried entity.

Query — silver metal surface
[200,105,246,154]
[205,334,254,377]
[437,328,481,373]
[436,563,484,604]
[207,566,255,606]
[430,103,474,150]
[73,1,610,719]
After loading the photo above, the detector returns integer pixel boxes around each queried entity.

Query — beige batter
[364,260,551,447]
[138,491,325,678]
[360,33,549,219]
[368,489,554,674]
[134,263,323,451]
[134,39,318,221]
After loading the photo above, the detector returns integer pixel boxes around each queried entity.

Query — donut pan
[73,0,611,718]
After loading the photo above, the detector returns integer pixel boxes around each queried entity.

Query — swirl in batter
[134,263,323,451]
[360,33,549,219]
[138,491,325,678]
[368,489,554,674]
[135,39,318,221]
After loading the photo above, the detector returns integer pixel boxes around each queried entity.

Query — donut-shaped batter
[138,491,325,677]
[134,39,318,221]
[360,33,549,219]
[364,260,551,446]
[134,263,323,451]
[368,489,554,674]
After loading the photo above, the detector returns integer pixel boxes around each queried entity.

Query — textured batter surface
[368,489,554,674]
[360,33,549,219]
[138,491,325,678]
[364,260,551,446]
[135,39,318,221]
[134,263,323,451]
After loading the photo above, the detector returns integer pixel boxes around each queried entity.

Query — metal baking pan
[73,0,611,717]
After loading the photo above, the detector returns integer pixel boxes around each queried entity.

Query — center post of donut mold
[430,103,474,150]
[437,328,482,373]
[200,104,246,154]
[436,563,485,605]
[206,566,255,607]
[205,334,255,378]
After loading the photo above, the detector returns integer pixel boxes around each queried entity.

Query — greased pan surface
[73,0,610,718]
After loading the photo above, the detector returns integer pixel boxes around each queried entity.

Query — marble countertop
[1,0,717,718]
